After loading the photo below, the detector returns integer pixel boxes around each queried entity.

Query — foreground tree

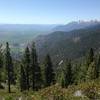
[44,54,55,87]
[60,72,65,88]
[24,46,30,90]
[96,55,100,78]
[86,62,97,80]
[30,42,42,90]
[5,42,15,93]
[0,44,3,88]
[64,60,73,88]
[80,48,95,82]
[73,63,81,84]
[86,48,94,66]
[20,65,27,92]
[86,48,96,81]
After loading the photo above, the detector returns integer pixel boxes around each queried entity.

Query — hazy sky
[0,0,100,24]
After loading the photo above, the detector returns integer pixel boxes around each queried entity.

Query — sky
[0,0,100,24]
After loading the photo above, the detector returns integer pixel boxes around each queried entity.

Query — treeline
[0,42,100,93]
[0,42,55,93]
[57,48,100,88]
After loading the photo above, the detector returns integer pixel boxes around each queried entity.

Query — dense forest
[0,41,100,100]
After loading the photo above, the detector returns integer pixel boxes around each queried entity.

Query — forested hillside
[0,41,100,100]
[36,24,100,64]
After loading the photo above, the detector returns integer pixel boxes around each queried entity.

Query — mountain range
[35,21,100,64]
[53,20,100,32]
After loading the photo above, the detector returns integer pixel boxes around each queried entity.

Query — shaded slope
[36,24,100,63]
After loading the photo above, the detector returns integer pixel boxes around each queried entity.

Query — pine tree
[64,60,73,88]
[0,44,3,88]
[95,55,100,78]
[86,48,96,81]
[20,64,27,92]
[73,64,81,84]
[24,46,30,90]
[87,48,94,66]
[86,62,97,80]
[5,42,15,93]
[44,54,55,87]
[30,42,42,90]
[81,48,94,82]
[78,63,87,83]
[60,72,65,88]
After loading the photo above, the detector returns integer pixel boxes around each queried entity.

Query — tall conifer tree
[5,42,14,93]
[44,54,55,87]
[24,46,30,90]
[20,64,27,92]
[86,62,97,80]
[87,48,94,66]
[86,48,97,81]
[96,55,100,78]
[0,44,3,88]
[30,42,42,90]
[64,60,73,88]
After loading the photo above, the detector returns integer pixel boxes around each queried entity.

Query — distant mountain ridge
[53,20,100,32]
